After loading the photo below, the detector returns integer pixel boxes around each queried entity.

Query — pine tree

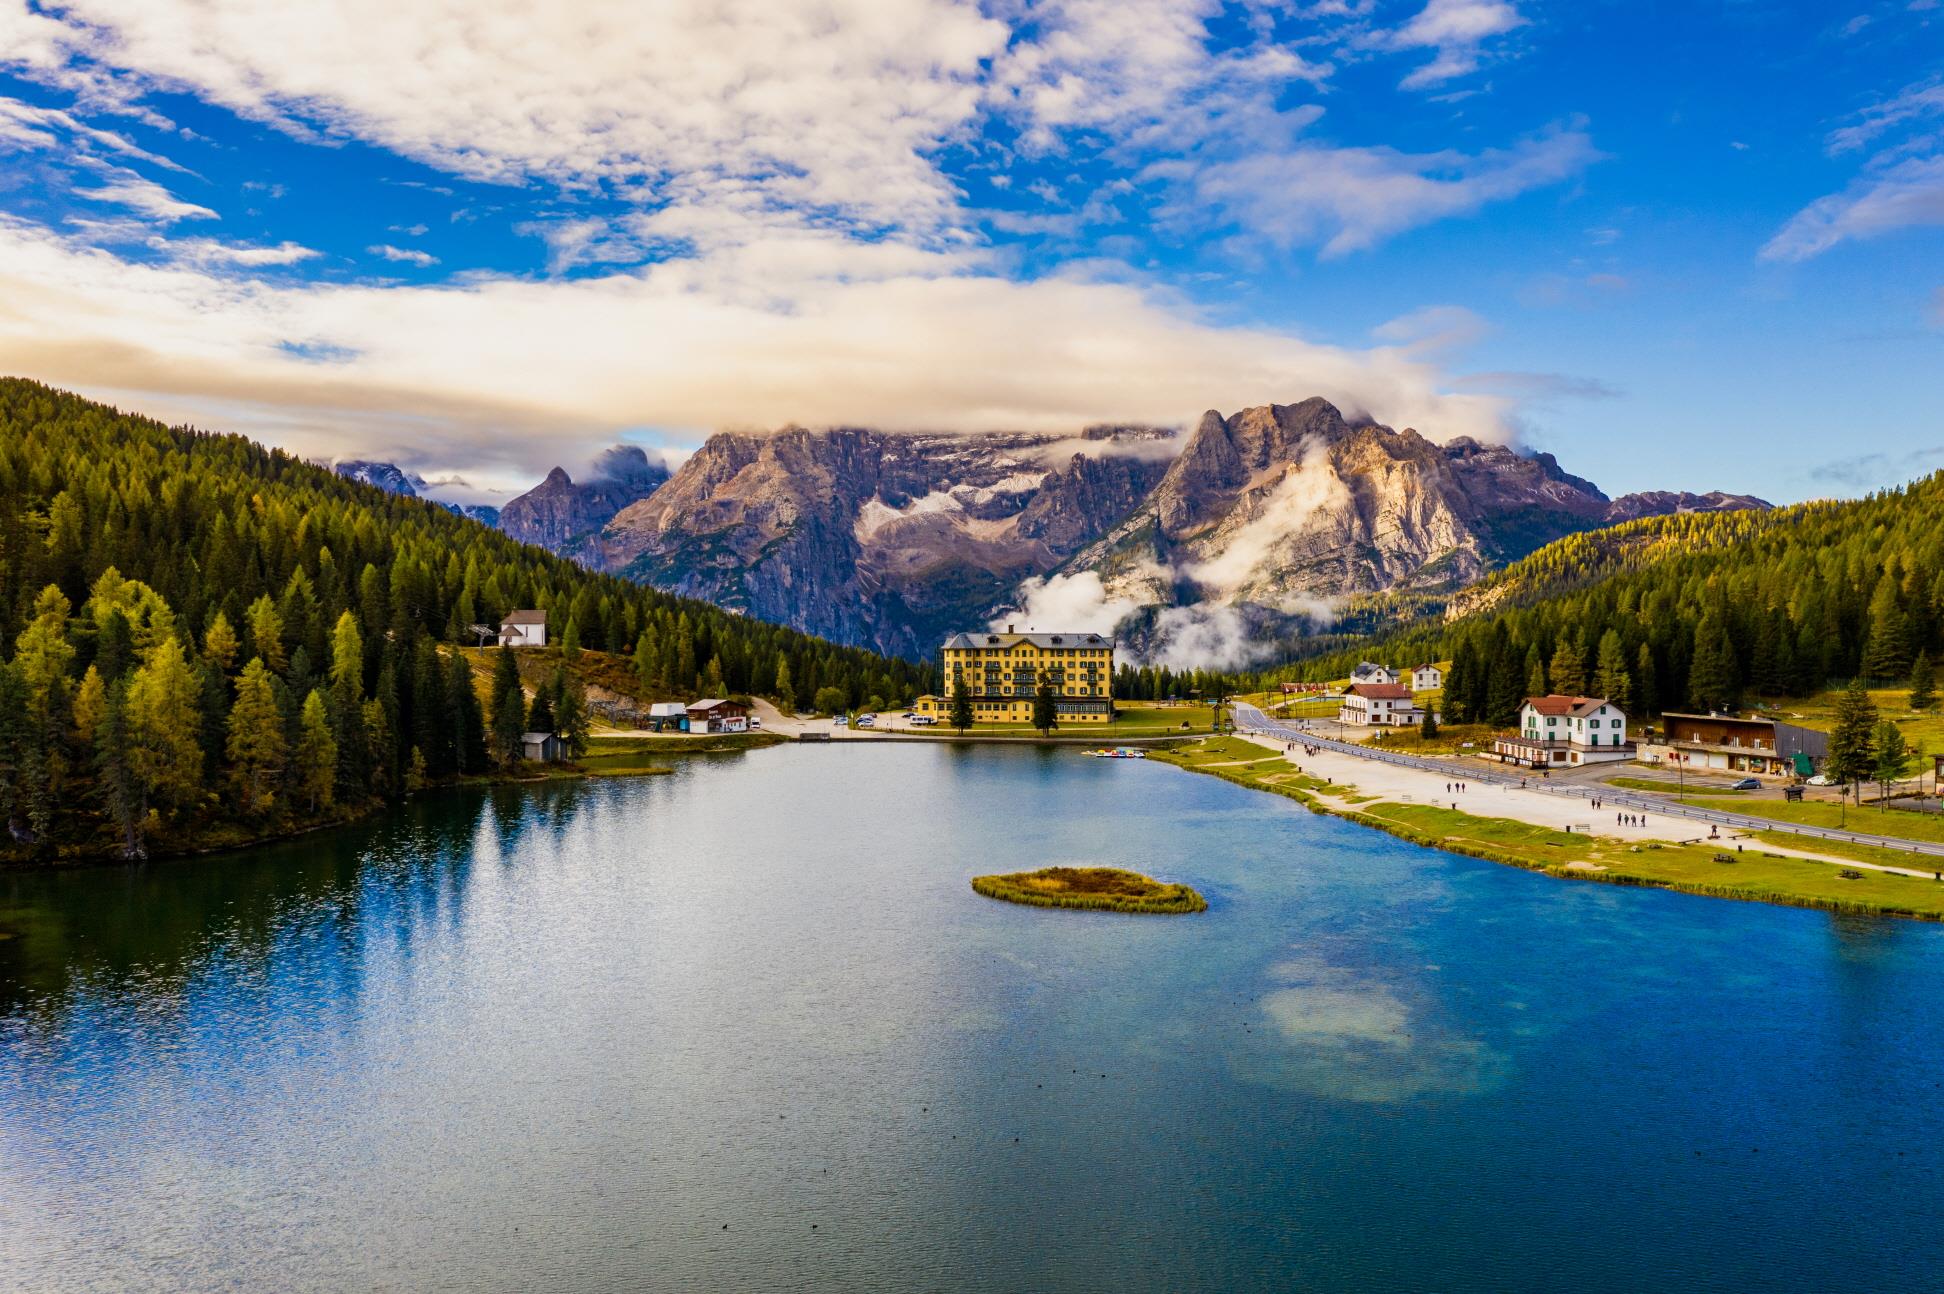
[1872,720,1908,805]
[635,632,658,692]
[562,615,582,661]
[489,646,527,764]
[774,653,793,706]
[1687,612,1738,711]
[362,699,395,796]
[1827,681,1879,803]
[95,678,146,859]
[1634,642,1659,721]
[203,611,240,672]
[1420,708,1439,739]
[448,650,489,775]
[1523,644,1547,699]
[1910,651,1935,711]
[226,657,286,814]
[126,635,206,812]
[1592,629,1631,711]
[246,594,287,674]
[72,665,107,745]
[1550,638,1587,696]
[328,610,364,691]
[1031,669,1058,734]
[1861,572,1912,681]
[295,690,338,813]
[1443,643,1473,723]
[1486,639,1525,727]
[950,676,974,732]
[553,668,589,758]
[527,691,556,733]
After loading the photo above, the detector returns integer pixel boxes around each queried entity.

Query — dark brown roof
[502,609,548,625]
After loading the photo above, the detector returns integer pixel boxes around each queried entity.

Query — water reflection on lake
[3,744,1942,1292]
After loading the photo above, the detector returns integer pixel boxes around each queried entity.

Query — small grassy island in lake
[971,867,1207,914]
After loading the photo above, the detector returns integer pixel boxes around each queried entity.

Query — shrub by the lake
[971,867,1206,915]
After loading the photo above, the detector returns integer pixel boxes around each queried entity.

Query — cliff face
[494,398,1764,661]
[596,427,1172,658]
[1061,400,1768,638]
[498,446,670,557]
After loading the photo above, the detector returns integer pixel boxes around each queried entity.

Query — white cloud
[1761,154,1944,261]
[988,0,1328,153]
[7,0,1008,234]
[1178,125,1597,257]
[72,172,216,223]
[367,243,438,267]
[0,95,183,168]
[0,215,1514,486]
[1388,0,1525,89]
[167,237,320,266]
[1826,79,1943,154]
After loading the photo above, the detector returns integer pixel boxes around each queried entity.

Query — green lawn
[1676,794,1944,845]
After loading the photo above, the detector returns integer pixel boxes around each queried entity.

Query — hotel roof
[942,631,1114,650]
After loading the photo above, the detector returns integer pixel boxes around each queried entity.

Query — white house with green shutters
[1490,695,1632,767]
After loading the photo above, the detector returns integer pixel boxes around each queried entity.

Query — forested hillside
[0,379,932,860]
[1289,479,1944,726]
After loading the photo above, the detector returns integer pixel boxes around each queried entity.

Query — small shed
[521,731,566,762]
[686,698,749,734]
[501,609,548,648]
[647,701,688,732]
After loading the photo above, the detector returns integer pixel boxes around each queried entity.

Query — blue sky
[0,0,1938,506]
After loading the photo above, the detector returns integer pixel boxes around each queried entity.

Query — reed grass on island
[971,867,1207,914]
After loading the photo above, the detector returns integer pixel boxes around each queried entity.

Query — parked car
[1730,777,1760,790]
[856,715,875,727]
[1806,774,1832,786]
[834,715,848,726]
[748,716,762,729]
[911,715,937,726]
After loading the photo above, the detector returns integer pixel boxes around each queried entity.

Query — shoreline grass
[971,866,1207,914]
[1152,737,1944,923]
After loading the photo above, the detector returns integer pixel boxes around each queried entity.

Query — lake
[3,744,1942,1292]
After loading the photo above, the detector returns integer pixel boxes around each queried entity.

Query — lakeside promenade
[1231,703,1944,879]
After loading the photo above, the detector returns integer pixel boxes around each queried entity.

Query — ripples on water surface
[3,744,1942,1292]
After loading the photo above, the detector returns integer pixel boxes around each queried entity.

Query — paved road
[1233,703,1944,864]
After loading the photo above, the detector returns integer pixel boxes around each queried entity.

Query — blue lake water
[3,743,1942,1292]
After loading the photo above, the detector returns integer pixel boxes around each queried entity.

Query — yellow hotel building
[914,628,1116,724]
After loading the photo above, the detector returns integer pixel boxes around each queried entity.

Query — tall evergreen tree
[95,678,146,859]
[295,690,338,813]
[1826,681,1879,805]
[1687,612,1738,711]
[950,677,974,732]
[1549,638,1587,696]
[1861,572,1913,681]
[1911,651,1936,711]
[488,647,527,764]
[1592,629,1631,711]
[227,657,286,814]
[1031,669,1058,735]
[1872,720,1909,804]
[127,636,206,812]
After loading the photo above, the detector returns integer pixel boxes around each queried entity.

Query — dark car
[1730,777,1761,790]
